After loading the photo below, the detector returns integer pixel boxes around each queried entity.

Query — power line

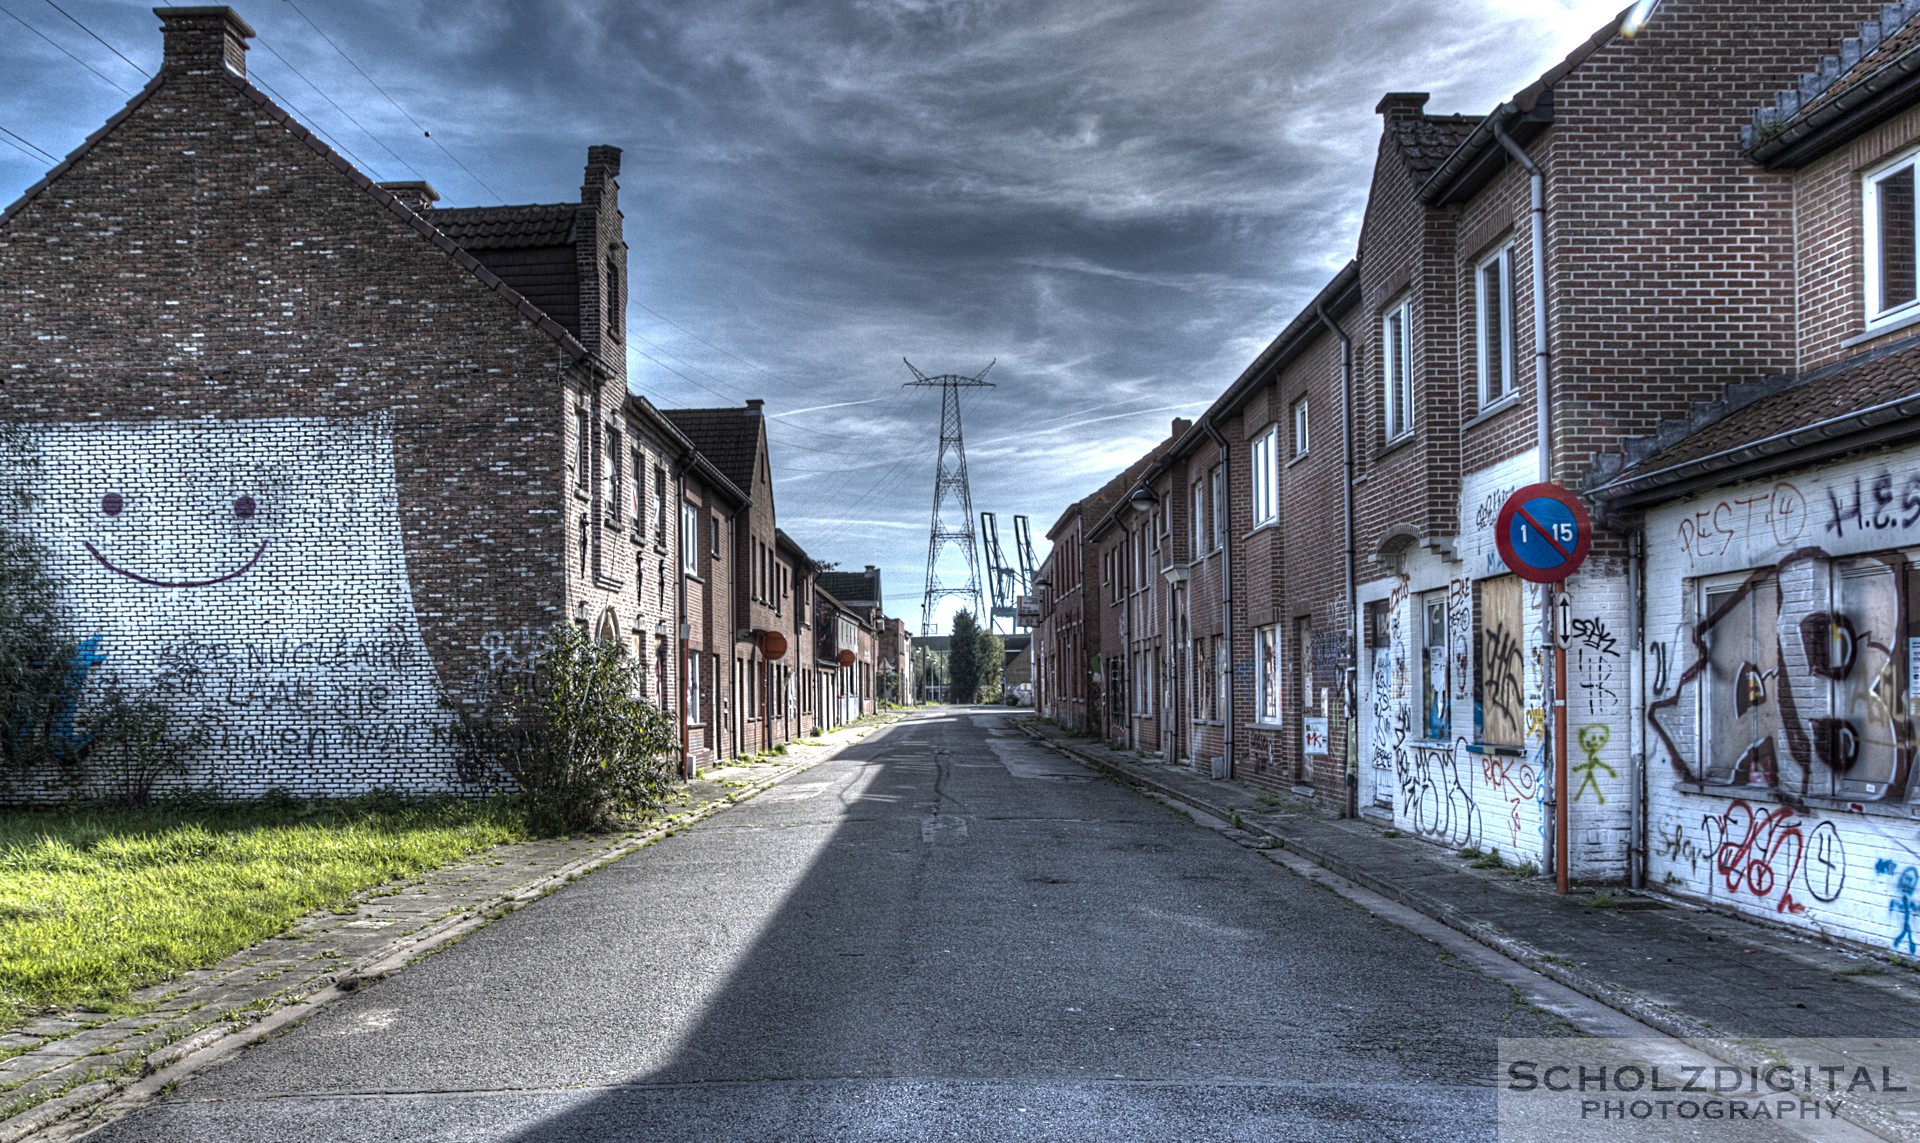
[281,0,503,203]
[0,122,58,164]
[0,2,133,94]
[252,35,420,180]
[246,71,380,176]
[41,0,147,78]
[629,319,845,440]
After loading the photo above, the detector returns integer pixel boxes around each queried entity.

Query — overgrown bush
[447,624,678,832]
[0,424,206,803]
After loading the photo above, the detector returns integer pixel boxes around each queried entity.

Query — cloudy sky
[1,0,1628,632]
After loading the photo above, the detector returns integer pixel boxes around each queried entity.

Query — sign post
[1494,483,1593,896]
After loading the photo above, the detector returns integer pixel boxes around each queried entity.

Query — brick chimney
[155,6,253,79]
[745,399,764,414]
[1374,92,1430,122]
[378,181,439,213]
[1172,417,1192,439]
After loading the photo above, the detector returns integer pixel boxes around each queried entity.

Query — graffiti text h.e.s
[1825,471,1920,538]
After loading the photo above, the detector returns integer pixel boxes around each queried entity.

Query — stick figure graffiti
[1573,723,1616,803]
[1880,859,1920,956]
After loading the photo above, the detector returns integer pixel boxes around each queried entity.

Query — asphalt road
[84,709,1580,1142]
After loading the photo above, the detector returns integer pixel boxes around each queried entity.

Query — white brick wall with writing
[6,417,462,799]
[1643,443,1920,949]
[1363,449,1633,878]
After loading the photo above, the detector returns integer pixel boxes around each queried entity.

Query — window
[653,466,667,538]
[1291,398,1310,460]
[1215,637,1229,721]
[574,405,592,489]
[1381,298,1413,442]
[1472,575,1525,748]
[579,514,589,573]
[1255,625,1280,725]
[711,514,722,558]
[605,252,623,342]
[1420,593,1448,740]
[1210,465,1226,551]
[1191,481,1205,558]
[1249,426,1278,528]
[607,429,623,521]
[1866,151,1920,326]
[1698,556,1906,797]
[1475,245,1515,406]
[686,650,703,725]
[641,449,656,534]
[680,502,698,575]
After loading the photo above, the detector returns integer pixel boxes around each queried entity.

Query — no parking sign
[1494,483,1592,584]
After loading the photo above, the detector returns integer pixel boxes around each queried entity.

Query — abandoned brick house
[1036,0,1920,953]
[0,6,892,797]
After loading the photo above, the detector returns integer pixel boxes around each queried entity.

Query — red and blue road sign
[1493,482,1592,584]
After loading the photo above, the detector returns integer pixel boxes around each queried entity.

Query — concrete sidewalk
[1014,716,1920,1141]
[3,713,907,1143]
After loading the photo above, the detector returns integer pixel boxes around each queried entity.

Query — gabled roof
[1388,113,1481,175]
[432,204,578,249]
[817,568,880,606]
[662,407,763,494]
[1744,1,1920,167]
[0,57,598,367]
[1418,8,1626,206]
[1590,332,1920,508]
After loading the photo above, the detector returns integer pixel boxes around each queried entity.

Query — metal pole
[1553,579,1570,895]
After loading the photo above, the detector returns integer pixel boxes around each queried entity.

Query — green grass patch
[0,794,530,1034]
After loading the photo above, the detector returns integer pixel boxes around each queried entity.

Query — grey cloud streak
[0,0,1623,629]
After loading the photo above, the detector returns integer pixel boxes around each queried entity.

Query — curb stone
[5,714,908,1143]
[1012,720,1913,1143]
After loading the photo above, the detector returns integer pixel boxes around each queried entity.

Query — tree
[979,628,1006,703]
[949,610,982,703]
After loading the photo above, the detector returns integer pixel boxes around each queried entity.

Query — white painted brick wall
[1361,450,1633,877]
[5,416,462,799]
[1643,443,1920,950]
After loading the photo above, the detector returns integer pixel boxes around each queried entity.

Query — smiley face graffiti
[83,488,267,587]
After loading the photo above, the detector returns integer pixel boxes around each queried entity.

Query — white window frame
[1191,480,1205,559]
[1381,298,1413,443]
[680,501,699,575]
[1865,149,1920,329]
[1291,397,1310,460]
[1254,624,1281,726]
[686,649,703,725]
[1249,426,1278,528]
[1210,465,1226,551]
[1475,244,1516,407]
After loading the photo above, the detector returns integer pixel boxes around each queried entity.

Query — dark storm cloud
[0,0,1621,626]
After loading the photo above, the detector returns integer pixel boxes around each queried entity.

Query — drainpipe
[1627,526,1647,889]
[1315,302,1358,818]
[1493,111,1561,885]
[1201,419,1233,779]
[1493,112,1551,487]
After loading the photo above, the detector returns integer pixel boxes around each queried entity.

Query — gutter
[1592,390,1920,509]
[1749,45,1920,169]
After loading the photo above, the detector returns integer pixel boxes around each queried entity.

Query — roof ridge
[217,70,595,365]
[1743,0,1920,149]
[1,71,594,363]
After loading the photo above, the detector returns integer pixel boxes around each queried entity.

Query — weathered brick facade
[0,6,907,797]
[1036,0,1920,949]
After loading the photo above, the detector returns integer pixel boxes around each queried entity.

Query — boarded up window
[1474,575,1525,748]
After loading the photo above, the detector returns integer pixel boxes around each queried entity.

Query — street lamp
[1127,486,1157,514]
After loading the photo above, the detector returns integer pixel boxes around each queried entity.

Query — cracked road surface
[83,709,1578,1141]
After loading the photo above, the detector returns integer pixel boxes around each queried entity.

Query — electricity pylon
[904,358,994,637]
